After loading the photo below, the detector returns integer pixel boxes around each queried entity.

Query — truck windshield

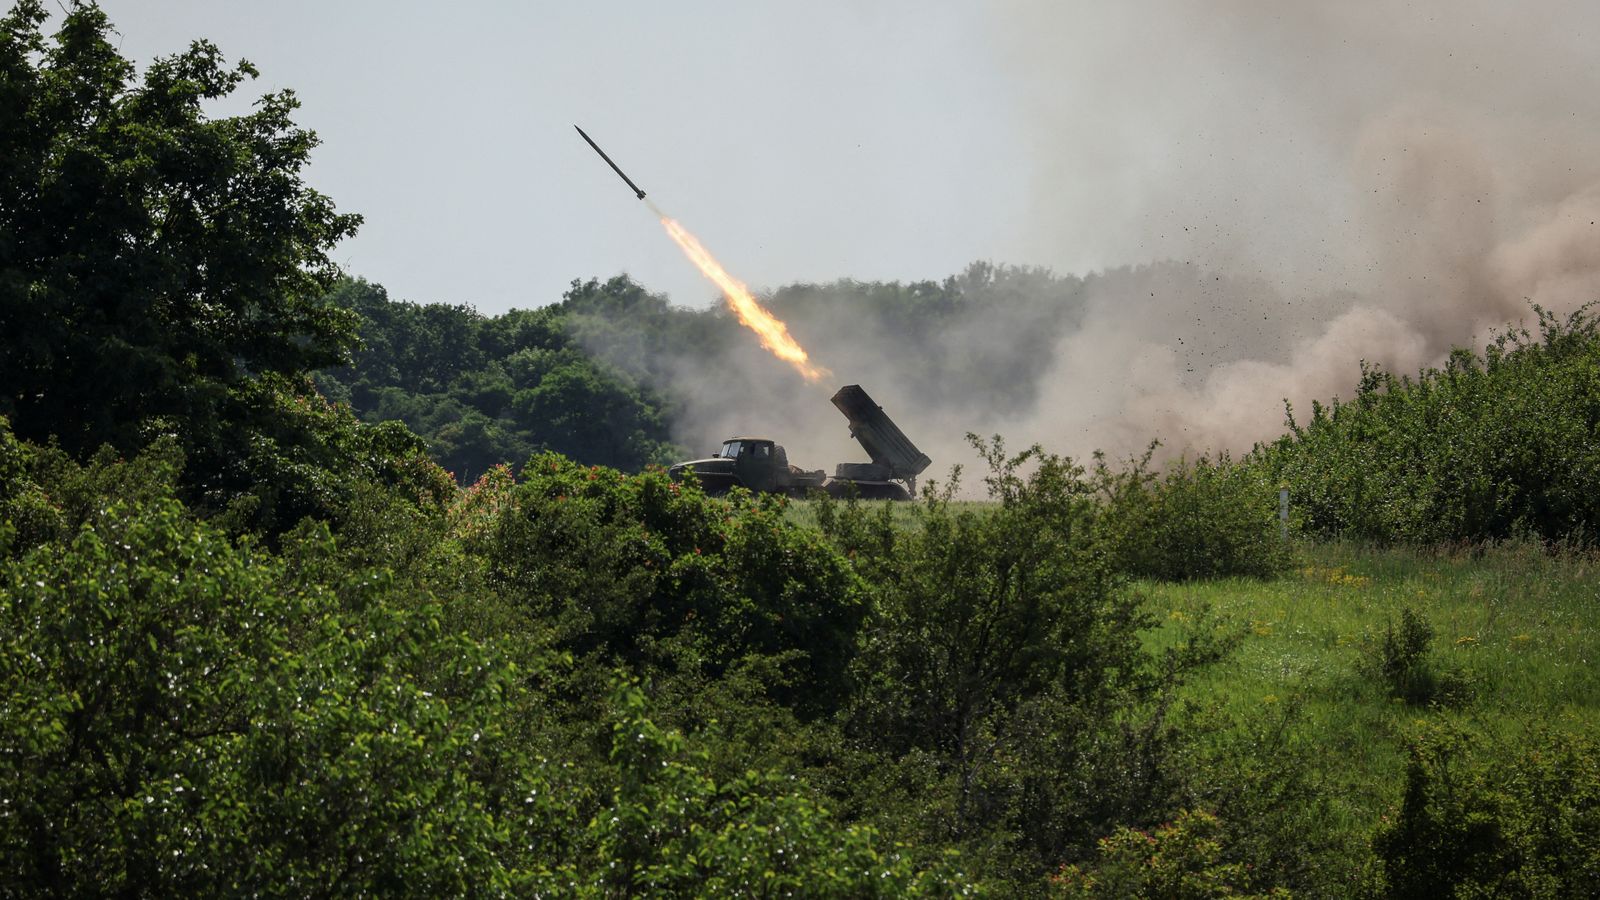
[719,441,742,458]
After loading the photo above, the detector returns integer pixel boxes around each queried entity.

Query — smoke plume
[991,0,1600,462]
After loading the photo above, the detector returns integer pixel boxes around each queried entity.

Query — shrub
[1261,304,1600,544]
[474,453,865,717]
[0,467,525,894]
[1096,446,1289,581]
[1049,809,1290,899]
[0,417,62,555]
[814,436,1238,887]
[561,677,974,896]
[1172,697,1374,894]
[1360,607,1473,706]
[1374,723,1600,898]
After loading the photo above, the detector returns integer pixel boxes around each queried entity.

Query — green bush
[1096,446,1289,581]
[1360,607,1473,706]
[0,463,526,894]
[1172,697,1373,894]
[0,417,61,555]
[1260,305,1600,544]
[1374,723,1600,898]
[472,453,866,717]
[558,677,974,896]
[813,436,1238,888]
[1049,809,1290,899]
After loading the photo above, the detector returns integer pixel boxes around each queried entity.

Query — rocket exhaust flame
[656,213,830,383]
[572,126,827,381]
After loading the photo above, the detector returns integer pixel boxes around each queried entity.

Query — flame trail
[655,213,829,382]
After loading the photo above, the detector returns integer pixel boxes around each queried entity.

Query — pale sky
[94,2,1037,314]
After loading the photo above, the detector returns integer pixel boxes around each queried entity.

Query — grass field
[1141,539,1600,857]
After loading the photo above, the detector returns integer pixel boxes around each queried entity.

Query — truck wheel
[823,481,853,499]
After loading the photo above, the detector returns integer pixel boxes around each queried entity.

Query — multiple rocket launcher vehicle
[576,126,931,500]
[668,384,931,501]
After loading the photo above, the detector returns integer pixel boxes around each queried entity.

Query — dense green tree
[0,0,358,455]
[317,277,679,481]
[0,2,449,536]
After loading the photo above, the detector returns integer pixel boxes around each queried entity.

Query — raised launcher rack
[830,384,932,496]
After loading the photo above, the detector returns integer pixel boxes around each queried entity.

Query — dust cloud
[994,0,1600,462]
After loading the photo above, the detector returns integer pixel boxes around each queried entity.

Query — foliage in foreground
[465,452,868,718]
[811,437,1241,885]
[0,443,519,894]
[0,429,971,895]
[1375,723,1600,899]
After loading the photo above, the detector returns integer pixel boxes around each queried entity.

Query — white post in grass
[1278,487,1290,540]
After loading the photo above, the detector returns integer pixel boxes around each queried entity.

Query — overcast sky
[92,2,1041,313]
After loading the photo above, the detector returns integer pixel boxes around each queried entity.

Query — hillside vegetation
[2,4,1597,897]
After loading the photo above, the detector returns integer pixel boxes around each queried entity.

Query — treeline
[320,260,1092,485]
[314,277,682,482]
[327,250,1600,551]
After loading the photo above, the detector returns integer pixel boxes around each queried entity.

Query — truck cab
[668,437,825,496]
[722,438,778,492]
[667,436,776,494]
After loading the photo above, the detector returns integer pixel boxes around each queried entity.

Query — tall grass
[1139,539,1600,883]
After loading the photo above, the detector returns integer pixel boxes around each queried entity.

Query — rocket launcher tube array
[831,384,931,479]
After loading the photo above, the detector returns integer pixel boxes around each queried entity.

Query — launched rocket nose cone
[574,124,648,201]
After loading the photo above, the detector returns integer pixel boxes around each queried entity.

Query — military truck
[667,384,931,501]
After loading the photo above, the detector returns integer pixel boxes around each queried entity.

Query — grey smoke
[993,0,1600,461]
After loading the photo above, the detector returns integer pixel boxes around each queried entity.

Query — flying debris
[574,125,646,200]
